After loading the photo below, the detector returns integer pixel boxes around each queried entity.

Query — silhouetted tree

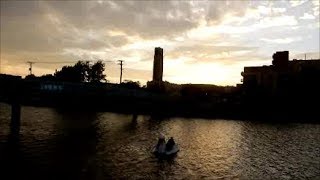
[54,61,90,82]
[88,61,106,83]
[25,74,55,81]
[54,61,106,83]
[25,74,37,80]
[39,74,56,81]
[55,66,76,82]
[74,61,90,82]
[121,80,140,89]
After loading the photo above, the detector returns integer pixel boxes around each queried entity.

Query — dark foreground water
[0,103,319,179]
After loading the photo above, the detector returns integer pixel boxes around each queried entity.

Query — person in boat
[156,137,165,149]
[156,134,166,154]
[165,137,175,151]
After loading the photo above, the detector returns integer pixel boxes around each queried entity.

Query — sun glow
[164,62,237,85]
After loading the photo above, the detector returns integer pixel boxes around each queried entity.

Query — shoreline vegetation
[0,76,319,123]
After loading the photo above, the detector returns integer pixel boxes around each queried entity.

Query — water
[0,103,319,179]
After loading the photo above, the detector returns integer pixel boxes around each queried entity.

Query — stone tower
[153,47,163,82]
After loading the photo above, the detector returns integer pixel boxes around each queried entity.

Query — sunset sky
[1,0,319,85]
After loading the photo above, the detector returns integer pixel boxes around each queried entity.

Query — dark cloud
[39,1,250,39]
[40,1,197,39]
[0,1,129,54]
[1,0,251,56]
[0,1,44,17]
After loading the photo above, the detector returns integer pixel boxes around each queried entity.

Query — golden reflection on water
[95,115,246,178]
[163,118,245,178]
[1,103,319,179]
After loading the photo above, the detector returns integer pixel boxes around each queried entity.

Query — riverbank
[1,77,319,123]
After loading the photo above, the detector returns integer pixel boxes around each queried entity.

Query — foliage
[25,74,56,81]
[39,74,56,81]
[121,80,141,89]
[25,74,37,80]
[54,61,106,83]
[88,60,106,83]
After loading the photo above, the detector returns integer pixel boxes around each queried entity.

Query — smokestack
[153,47,163,82]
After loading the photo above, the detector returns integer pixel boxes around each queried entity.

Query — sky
[1,0,319,86]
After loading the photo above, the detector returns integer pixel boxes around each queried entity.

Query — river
[0,103,319,179]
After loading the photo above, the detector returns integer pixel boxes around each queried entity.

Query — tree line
[25,61,106,83]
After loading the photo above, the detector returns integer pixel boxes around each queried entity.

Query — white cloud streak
[261,37,302,44]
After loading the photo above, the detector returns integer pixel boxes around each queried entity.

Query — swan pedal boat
[152,144,179,156]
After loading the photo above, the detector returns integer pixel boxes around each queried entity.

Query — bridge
[0,73,161,136]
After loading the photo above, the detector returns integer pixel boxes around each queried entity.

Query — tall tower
[153,47,163,82]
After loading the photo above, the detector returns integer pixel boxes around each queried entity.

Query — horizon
[1,1,319,86]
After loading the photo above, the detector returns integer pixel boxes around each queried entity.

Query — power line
[118,60,124,84]
[26,61,78,75]
[34,61,77,64]
[25,60,115,75]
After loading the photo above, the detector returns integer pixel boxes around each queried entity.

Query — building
[241,51,320,95]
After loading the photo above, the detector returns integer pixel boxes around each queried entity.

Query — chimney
[153,47,163,82]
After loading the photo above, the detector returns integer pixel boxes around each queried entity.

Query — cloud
[290,0,307,7]
[312,0,320,16]
[0,1,44,17]
[38,1,198,39]
[1,7,128,53]
[292,52,320,59]
[0,0,261,56]
[166,45,258,63]
[257,6,286,15]
[260,37,302,44]
[36,1,253,40]
[205,1,250,25]
[256,15,298,28]
[1,1,250,58]
[300,13,316,19]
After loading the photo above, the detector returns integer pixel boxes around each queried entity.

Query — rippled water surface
[0,103,319,179]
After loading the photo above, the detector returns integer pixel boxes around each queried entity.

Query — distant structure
[153,47,164,82]
[241,51,320,95]
[147,47,238,95]
[147,47,164,90]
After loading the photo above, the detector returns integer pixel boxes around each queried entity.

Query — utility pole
[118,60,124,84]
[25,61,79,76]
[27,61,35,75]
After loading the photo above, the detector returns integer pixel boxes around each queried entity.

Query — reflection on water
[0,103,319,179]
